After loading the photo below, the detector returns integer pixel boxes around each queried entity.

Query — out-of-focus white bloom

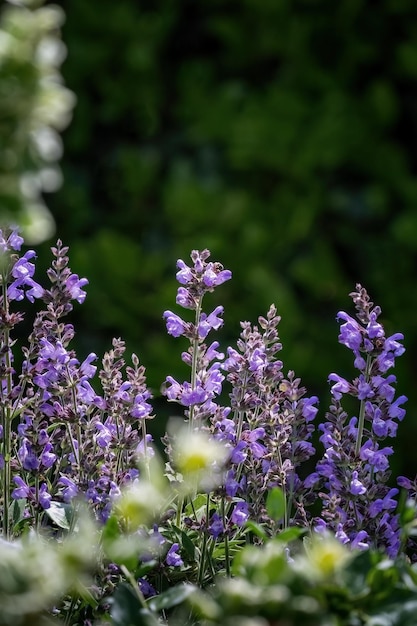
[171,426,229,491]
[294,533,352,581]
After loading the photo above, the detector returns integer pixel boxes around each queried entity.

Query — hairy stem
[355,354,372,457]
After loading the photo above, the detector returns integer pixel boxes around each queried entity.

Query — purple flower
[197,306,224,339]
[95,419,116,448]
[205,341,225,362]
[80,352,97,378]
[77,378,105,406]
[180,382,208,406]
[18,439,39,471]
[328,373,351,400]
[59,476,79,502]
[0,228,23,251]
[11,477,51,509]
[38,484,52,509]
[163,375,182,401]
[176,286,195,309]
[231,440,247,464]
[223,346,244,372]
[397,476,413,490]
[166,543,183,567]
[241,427,266,459]
[225,469,242,497]
[357,375,374,400]
[176,259,193,284]
[208,513,224,538]
[136,434,155,458]
[336,312,363,351]
[8,251,43,302]
[65,274,88,303]
[38,338,69,364]
[351,530,370,551]
[203,364,225,395]
[360,440,393,472]
[350,471,366,496]
[12,476,30,499]
[41,443,57,469]
[231,501,249,526]
[301,396,319,421]
[369,488,398,519]
[247,347,267,372]
[366,311,384,339]
[202,264,232,288]
[131,392,153,419]
[138,578,156,598]
[388,395,407,421]
[163,310,187,338]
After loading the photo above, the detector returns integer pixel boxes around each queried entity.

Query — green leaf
[102,513,121,544]
[44,501,73,530]
[10,498,27,527]
[102,515,142,570]
[274,526,306,543]
[170,524,196,561]
[77,581,99,609]
[135,560,158,579]
[110,583,160,626]
[266,487,286,522]
[148,584,196,612]
[244,520,268,540]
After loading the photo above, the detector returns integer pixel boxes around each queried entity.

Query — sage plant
[219,304,319,530]
[0,229,154,539]
[311,285,407,556]
[161,249,233,581]
[162,249,231,430]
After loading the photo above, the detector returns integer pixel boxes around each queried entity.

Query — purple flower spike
[315,284,407,556]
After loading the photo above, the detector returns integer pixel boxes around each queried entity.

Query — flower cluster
[162,249,231,425]
[0,230,154,535]
[0,230,414,624]
[311,285,407,556]
[218,305,318,529]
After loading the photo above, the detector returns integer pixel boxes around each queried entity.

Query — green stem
[141,420,151,482]
[198,493,210,587]
[355,354,372,457]
[1,278,12,539]
[221,497,230,576]
[278,446,288,529]
[188,297,203,431]
[120,564,148,609]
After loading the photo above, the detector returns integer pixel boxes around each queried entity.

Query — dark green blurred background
[36,0,417,477]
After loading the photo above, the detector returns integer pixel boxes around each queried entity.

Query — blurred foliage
[0,0,75,242]
[30,0,417,475]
